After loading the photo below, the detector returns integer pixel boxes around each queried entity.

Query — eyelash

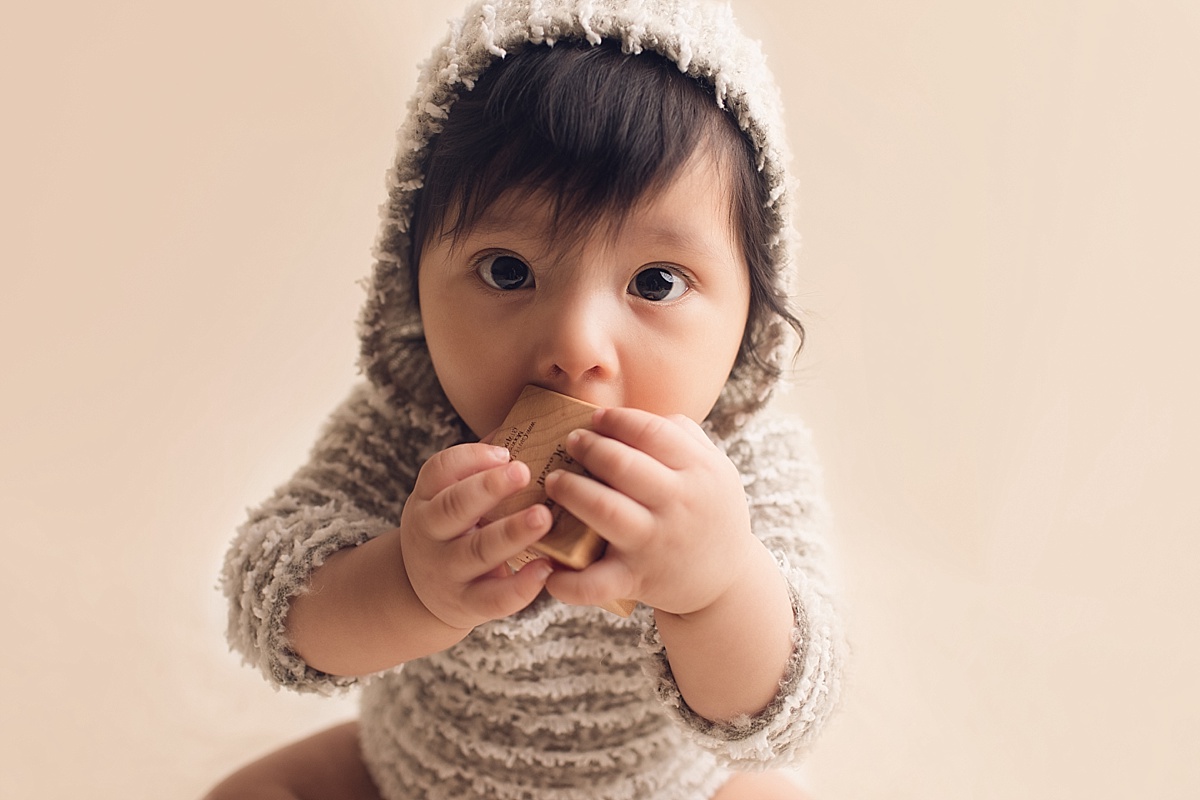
[473,252,534,292]
[470,251,694,302]
[628,265,690,302]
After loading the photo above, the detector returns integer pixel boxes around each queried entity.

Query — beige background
[2,1,1197,797]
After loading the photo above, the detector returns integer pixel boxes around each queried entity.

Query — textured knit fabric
[221,2,844,798]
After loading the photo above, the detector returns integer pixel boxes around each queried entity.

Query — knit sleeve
[219,382,464,694]
[639,412,845,768]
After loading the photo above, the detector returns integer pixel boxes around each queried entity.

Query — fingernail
[566,429,582,447]
[491,445,512,461]
[506,461,526,482]
[524,504,548,526]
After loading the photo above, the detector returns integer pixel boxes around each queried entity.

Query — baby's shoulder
[298,381,471,491]
[717,409,816,465]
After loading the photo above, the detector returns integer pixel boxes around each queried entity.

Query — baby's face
[418,150,751,438]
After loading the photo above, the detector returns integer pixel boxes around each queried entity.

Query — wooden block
[491,385,604,568]
[490,385,637,617]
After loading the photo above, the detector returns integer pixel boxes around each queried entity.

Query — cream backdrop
[2,1,1197,798]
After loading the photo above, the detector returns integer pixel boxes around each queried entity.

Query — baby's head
[361,0,800,436]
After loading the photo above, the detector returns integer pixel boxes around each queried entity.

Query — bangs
[412,41,740,256]
[406,38,802,382]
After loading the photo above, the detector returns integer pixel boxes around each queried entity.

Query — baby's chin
[458,408,509,443]
[437,387,510,442]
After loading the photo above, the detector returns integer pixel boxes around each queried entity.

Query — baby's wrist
[653,535,758,622]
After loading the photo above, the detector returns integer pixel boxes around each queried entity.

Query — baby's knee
[713,770,812,800]
[202,769,299,800]
[202,722,380,800]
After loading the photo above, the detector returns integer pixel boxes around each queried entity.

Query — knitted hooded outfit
[221,1,844,798]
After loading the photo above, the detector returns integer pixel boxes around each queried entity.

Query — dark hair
[410,41,803,375]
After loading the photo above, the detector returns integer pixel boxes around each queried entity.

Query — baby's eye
[629,267,688,302]
[477,254,533,291]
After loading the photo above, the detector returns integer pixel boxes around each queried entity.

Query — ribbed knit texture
[224,383,842,798]
[220,2,844,798]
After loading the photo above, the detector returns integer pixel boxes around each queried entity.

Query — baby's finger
[544,557,636,610]
[414,442,513,500]
[457,504,554,571]
[562,428,671,509]
[589,407,707,471]
[464,558,554,620]
[425,460,532,538]
[663,413,717,448]
[543,469,653,547]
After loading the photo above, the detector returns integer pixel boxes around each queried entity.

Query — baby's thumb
[479,558,554,620]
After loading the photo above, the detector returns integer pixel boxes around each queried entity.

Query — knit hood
[358,0,799,435]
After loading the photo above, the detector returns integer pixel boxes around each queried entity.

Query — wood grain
[491,386,637,617]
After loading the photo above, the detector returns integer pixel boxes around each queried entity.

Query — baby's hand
[400,443,554,630]
[542,408,757,616]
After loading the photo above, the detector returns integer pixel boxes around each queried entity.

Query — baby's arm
[542,407,793,720]
[651,541,795,722]
[222,383,552,689]
[670,414,844,763]
[544,409,843,760]
[288,443,554,675]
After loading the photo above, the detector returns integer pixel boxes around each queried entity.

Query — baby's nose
[537,299,620,384]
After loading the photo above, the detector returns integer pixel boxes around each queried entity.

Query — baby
[209,1,844,798]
